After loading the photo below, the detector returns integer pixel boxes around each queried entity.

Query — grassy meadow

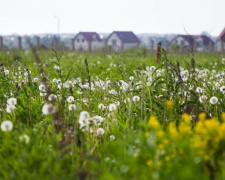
[0,48,225,180]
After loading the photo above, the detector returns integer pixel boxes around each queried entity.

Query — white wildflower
[110,135,115,141]
[7,98,17,105]
[109,104,116,111]
[6,104,16,113]
[220,86,225,93]
[98,103,106,110]
[67,96,74,103]
[129,76,134,81]
[199,95,208,103]
[97,128,105,136]
[4,69,9,75]
[42,104,56,115]
[48,94,57,101]
[39,84,46,91]
[209,96,218,105]
[1,120,13,131]
[132,96,140,102]
[19,134,30,144]
[69,104,76,111]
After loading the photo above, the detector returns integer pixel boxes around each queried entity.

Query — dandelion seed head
[210,96,218,105]
[6,104,16,113]
[67,96,75,103]
[69,104,76,111]
[39,84,46,91]
[109,103,116,111]
[97,128,105,136]
[132,96,140,102]
[42,104,56,115]
[19,134,30,144]
[1,120,13,131]
[98,103,106,110]
[7,98,17,105]
[110,135,115,141]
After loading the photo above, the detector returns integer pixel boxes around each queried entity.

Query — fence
[0,36,224,53]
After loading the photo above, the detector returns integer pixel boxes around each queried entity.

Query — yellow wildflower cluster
[146,113,225,171]
[192,113,225,160]
[148,116,160,130]
[166,100,174,110]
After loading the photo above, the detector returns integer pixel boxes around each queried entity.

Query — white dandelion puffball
[129,76,134,81]
[6,104,16,113]
[69,104,76,111]
[48,94,57,101]
[110,135,115,141]
[220,86,225,93]
[199,95,208,103]
[7,98,17,105]
[98,103,106,110]
[54,65,60,70]
[109,103,116,112]
[79,111,90,120]
[19,134,30,144]
[42,104,56,115]
[210,96,218,105]
[4,69,9,75]
[132,96,140,102]
[97,128,105,136]
[1,120,13,131]
[67,96,74,103]
[39,84,46,91]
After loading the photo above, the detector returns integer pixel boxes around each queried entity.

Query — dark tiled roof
[195,35,214,45]
[217,27,225,40]
[108,31,140,43]
[75,32,102,42]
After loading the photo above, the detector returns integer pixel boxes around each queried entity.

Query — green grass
[0,49,225,179]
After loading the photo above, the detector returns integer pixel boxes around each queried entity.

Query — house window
[112,39,117,46]
[77,39,79,42]
[82,39,85,43]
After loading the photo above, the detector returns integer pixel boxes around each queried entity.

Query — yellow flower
[221,112,225,122]
[156,130,164,139]
[147,160,152,167]
[165,156,170,161]
[179,121,191,135]
[168,122,178,140]
[145,132,150,137]
[219,123,225,139]
[158,144,165,151]
[205,118,220,135]
[182,113,191,124]
[148,116,160,129]
[166,100,174,109]
[198,112,206,121]
[155,161,162,168]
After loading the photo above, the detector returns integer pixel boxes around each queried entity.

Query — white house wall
[124,43,137,49]
[107,33,122,51]
[176,36,189,46]
[91,41,103,51]
[74,34,88,51]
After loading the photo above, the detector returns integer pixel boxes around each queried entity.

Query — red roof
[217,27,225,40]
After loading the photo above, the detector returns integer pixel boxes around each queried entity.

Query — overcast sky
[0,0,224,36]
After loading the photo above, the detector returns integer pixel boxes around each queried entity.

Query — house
[74,32,103,51]
[106,31,140,51]
[170,34,214,52]
[217,27,225,52]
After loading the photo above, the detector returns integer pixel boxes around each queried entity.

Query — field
[0,48,225,180]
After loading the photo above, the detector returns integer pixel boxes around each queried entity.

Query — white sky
[0,0,224,36]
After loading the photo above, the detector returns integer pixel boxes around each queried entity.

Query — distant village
[0,27,224,53]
